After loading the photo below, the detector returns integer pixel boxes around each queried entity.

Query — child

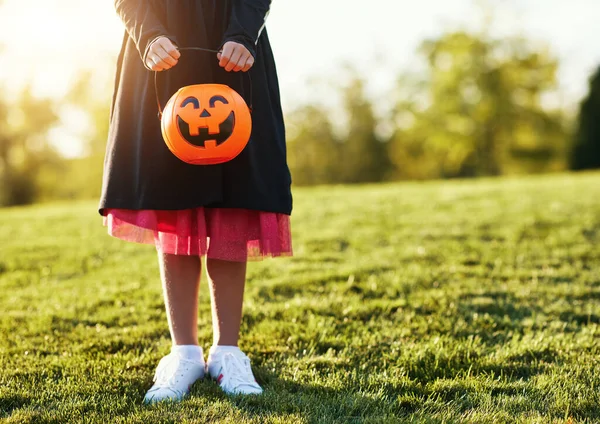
[100,0,292,403]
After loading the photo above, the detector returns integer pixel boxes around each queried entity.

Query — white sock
[171,344,204,362]
[209,345,241,357]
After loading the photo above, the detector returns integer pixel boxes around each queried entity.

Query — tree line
[1,28,599,206]
[287,30,585,185]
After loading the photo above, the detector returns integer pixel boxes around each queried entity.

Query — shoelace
[153,354,191,388]
[219,352,260,391]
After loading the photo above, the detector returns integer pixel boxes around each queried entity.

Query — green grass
[1,172,600,423]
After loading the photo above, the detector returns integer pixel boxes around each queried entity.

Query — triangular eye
[209,95,229,107]
[181,97,200,109]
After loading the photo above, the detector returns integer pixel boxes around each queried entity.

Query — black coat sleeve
[222,0,272,58]
[114,0,175,67]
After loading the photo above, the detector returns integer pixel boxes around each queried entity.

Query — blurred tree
[0,70,112,206]
[390,31,567,179]
[287,73,391,185]
[0,88,61,206]
[339,76,391,183]
[287,104,341,185]
[65,71,111,157]
[571,67,600,170]
[41,71,111,201]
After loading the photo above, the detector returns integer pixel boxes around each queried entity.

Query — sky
[0,0,599,155]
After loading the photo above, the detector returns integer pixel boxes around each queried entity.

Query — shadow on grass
[210,369,413,424]
[454,291,542,341]
[404,349,557,383]
[0,394,31,417]
[208,363,597,423]
[457,291,538,320]
[4,358,599,423]
[558,311,600,326]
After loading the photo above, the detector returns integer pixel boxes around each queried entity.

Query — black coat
[99,0,292,215]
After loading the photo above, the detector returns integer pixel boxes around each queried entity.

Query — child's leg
[143,252,204,404]
[158,252,202,346]
[205,258,263,395]
[205,258,247,346]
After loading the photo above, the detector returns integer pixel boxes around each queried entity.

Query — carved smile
[177,111,236,148]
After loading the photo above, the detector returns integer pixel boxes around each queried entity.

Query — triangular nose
[200,109,211,118]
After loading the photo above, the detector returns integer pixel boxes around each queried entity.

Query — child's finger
[159,38,181,60]
[157,48,178,67]
[149,37,178,60]
[232,54,246,72]
[225,48,243,72]
[150,54,171,71]
[241,56,254,72]
[219,44,234,68]
[234,51,252,72]
[147,55,167,72]
[145,55,157,70]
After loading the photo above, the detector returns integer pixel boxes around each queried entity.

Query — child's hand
[145,37,181,71]
[218,42,255,72]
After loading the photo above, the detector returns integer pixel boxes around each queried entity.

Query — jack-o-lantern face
[161,84,252,165]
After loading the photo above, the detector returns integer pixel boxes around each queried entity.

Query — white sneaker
[143,351,206,404]
[207,348,263,395]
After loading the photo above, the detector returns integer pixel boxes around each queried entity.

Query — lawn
[1,172,600,423]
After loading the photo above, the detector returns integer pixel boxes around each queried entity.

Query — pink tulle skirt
[102,208,292,261]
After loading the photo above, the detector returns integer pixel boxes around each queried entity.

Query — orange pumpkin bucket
[155,48,252,165]
[160,84,252,165]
